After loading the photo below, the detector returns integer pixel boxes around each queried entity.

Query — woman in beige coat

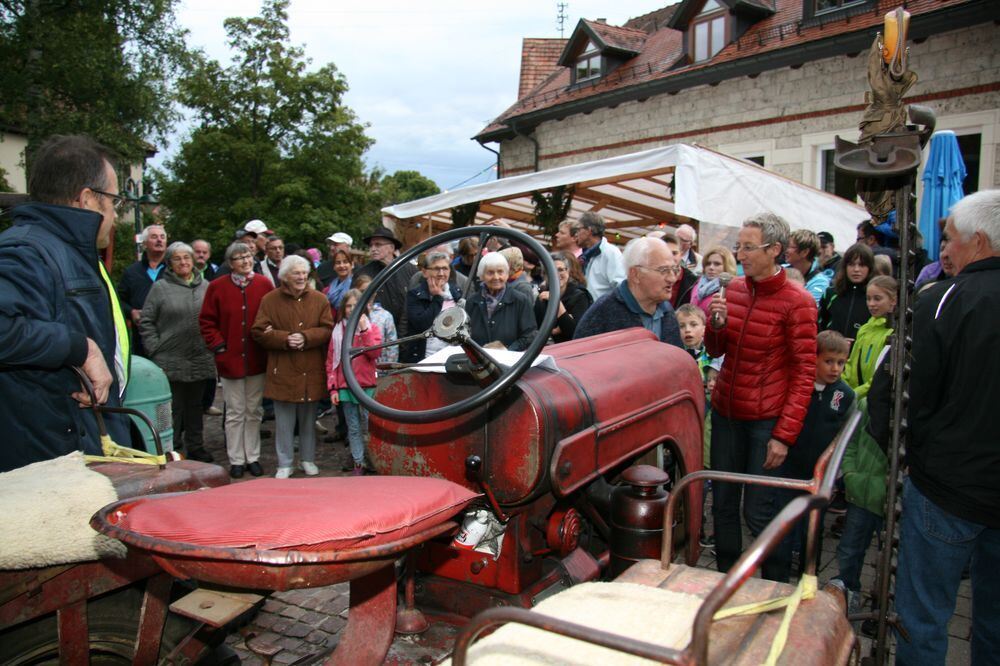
[252,255,333,478]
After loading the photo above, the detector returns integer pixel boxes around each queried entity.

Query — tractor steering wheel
[340,226,560,424]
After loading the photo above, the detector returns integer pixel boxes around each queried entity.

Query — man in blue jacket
[574,236,683,348]
[0,135,131,472]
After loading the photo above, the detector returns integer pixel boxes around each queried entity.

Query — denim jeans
[342,401,369,466]
[710,412,780,576]
[835,503,881,592]
[895,477,1000,665]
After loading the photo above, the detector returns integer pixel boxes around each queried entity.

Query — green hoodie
[844,316,892,399]
[841,397,888,516]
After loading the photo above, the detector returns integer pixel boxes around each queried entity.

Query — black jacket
[355,259,418,337]
[0,203,130,471]
[117,253,165,316]
[533,281,593,343]
[401,276,465,362]
[819,282,869,341]
[464,287,537,351]
[908,258,1000,527]
[671,267,699,308]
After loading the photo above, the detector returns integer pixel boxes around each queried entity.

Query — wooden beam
[575,186,673,223]
[577,166,674,190]
[605,181,675,204]
[479,202,536,224]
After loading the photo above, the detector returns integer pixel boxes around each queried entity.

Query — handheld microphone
[712,272,733,328]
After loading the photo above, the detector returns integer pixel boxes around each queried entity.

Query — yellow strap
[713,574,817,666]
[97,261,130,390]
[83,434,166,466]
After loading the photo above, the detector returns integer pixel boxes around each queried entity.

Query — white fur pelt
[449,581,702,665]
[0,452,127,569]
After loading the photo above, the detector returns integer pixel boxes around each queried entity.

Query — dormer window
[575,40,603,83]
[691,0,727,63]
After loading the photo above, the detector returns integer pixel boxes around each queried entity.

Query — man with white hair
[574,236,682,347]
[572,212,625,300]
[117,223,168,356]
[895,189,1000,664]
[676,223,702,274]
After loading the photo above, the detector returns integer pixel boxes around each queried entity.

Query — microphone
[712,272,733,329]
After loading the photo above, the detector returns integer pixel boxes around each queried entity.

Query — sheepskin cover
[0,452,126,569]
[452,581,703,665]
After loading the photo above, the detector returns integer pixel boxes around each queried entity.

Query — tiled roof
[584,19,648,54]
[623,4,681,32]
[478,0,979,140]
[518,38,567,100]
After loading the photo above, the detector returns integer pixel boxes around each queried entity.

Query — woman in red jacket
[706,213,818,580]
[199,242,273,478]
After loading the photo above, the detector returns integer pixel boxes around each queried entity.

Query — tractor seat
[92,477,479,590]
[455,560,854,665]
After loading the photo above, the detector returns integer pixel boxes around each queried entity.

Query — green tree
[380,170,440,206]
[158,0,377,254]
[0,0,190,162]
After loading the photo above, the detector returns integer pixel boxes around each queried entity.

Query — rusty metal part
[464,455,509,522]
[323,565,398,666]
[395,555,429,635]
[545,506,581,557]
[610,465,669,577]
[452,605,685,666]
[133,572,173,664]
[56,599,89,664]
[451,410,862,664]
[170,587,264,627]
[92,494,458,589]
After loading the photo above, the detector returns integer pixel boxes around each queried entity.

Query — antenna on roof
[557,2,569,38]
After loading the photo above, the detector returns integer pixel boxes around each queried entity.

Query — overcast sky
[157,1,667,190]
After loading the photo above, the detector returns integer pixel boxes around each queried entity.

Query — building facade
[477,0,998,207]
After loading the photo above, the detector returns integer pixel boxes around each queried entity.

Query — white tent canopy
[382,144,867,253]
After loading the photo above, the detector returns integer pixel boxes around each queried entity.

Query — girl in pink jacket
[326,289,382,475]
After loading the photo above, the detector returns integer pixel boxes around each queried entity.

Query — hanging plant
[531,185,575,238]
[451,201,480,228]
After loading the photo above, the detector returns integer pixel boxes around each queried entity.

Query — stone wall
[497,23,1000,193]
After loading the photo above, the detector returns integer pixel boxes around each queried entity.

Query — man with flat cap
[355,226,417,336]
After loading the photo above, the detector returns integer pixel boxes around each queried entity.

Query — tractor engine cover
[368,329,705,509]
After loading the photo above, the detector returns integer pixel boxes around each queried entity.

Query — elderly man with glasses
[574,236,683,347]
[0,135,132,472]
[705,212,817,581]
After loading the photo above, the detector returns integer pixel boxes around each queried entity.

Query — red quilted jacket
[705,269,817,446]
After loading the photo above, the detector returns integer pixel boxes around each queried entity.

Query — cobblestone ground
[197,396,973,664]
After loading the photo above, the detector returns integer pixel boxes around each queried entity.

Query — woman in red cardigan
[199,242,273,478]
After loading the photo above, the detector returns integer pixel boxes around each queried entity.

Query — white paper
[413,345,558,374]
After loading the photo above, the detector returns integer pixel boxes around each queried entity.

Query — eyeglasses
[638,265,681,276]
[230,254,254,263]
[732,242,773,254]
[89,188,127,214]
[428,266,449,272]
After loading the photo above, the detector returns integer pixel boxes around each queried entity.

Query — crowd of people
[1,134,996,664]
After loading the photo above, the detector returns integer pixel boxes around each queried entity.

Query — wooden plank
[577,166,675,190]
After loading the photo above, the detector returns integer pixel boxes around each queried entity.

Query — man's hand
[71,338,112,407]
[130,309,142,325]
[287,332,306,350]
[330,391,340,405]
[763,438,788,470]
[708,293,727,329]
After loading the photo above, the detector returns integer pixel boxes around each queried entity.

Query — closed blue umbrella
[919,131,966,261]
